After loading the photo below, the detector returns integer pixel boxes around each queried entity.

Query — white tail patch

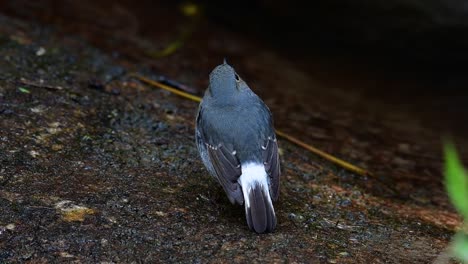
[238,162,272,208]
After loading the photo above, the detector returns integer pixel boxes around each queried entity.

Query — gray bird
[195,60,280,233]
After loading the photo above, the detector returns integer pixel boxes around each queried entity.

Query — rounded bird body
[196,61,280,233]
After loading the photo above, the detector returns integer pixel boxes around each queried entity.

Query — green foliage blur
[444,142,468,263]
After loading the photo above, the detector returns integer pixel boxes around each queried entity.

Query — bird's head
[208,59,244,99]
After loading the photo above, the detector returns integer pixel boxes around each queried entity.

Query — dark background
[1,0,467,121]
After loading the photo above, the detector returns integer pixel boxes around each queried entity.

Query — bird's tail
[239,163,276,233]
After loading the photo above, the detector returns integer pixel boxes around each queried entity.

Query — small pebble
[155,211,167,217]
[29,150,40,158]
[36,47,46,56]
[107,216,117,224]
[30,105,46,113]
[59,252,74,258]
[339,199,352,207]
[55,200,95,222]
[52,144,63,151]
[101,238,109,246]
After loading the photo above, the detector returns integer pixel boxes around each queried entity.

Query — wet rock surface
[0,2,467,263]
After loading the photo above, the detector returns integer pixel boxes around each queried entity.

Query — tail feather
[238,162,276,233]
[245,183,276,233]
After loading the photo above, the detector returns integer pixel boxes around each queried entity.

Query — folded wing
[263,137,280,201]
[206,143,244,204]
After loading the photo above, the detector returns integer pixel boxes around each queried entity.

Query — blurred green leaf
[18,87,30,93]
[155,40,183,57]
[180,2,199,17]
[452,233,468,263]
[444,142,468,219]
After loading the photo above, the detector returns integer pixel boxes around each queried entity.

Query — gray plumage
[195,60,280,233]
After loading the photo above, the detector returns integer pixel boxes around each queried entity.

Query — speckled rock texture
[0,2,467,263]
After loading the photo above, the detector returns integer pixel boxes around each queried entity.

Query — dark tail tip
[245,184,276,233]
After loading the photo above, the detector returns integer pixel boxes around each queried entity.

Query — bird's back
[200,96,273,162]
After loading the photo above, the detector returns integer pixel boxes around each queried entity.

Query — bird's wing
[197,104,243,204]
[206,143,244,205]
[263,137,280,201]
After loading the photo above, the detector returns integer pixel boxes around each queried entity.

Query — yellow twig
[131,74,201,102]
[131,74,373,177]
[275,130,372,177]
